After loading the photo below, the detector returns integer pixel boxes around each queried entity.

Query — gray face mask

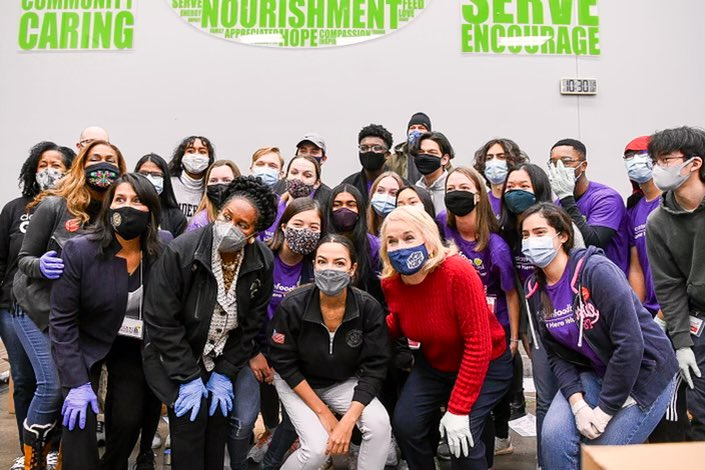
[213,220,250,253]
[314,269,351,296]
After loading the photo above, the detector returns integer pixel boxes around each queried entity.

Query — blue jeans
[0,309,36,450]
[261,411,297,470]
[542,371,677,470]
[530,334,558,468]
[13,309,62,428]
[394,350,513,470]
[227,366,261,470]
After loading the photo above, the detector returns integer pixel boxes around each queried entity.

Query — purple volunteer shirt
[544,268,606,376]
[574,181,629,274]
[488,192,502,219]
[437,212,516,327]
[367,233,381,275]
[268,254,304,320]
[260,197,286,243]
[627,196,660,314]
[513,251,536,285]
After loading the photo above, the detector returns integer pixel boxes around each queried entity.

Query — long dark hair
[325,184,374,290]
[473,138,529,185]
[19,142,75,198]
[268,197,322,252]
[88,173,163,258]
[135,153,179,210]
[315,233,359,282]
[167,136,216,177]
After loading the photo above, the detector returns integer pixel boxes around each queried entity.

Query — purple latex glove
[206,372,234,417]
[174,378,208,422]
[39,250,64,279]
[62,383,99,431]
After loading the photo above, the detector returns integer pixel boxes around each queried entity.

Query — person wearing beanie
[388,112,432,183]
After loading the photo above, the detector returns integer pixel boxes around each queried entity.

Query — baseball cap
[296,133,327,154]
[624,136,650,154]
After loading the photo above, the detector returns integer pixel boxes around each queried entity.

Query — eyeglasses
[652,154,691,168]
[548,157,581,166]
[358,144,388,153]
[623,151,649,161]
[139,171,163,178]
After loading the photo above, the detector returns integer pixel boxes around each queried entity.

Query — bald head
[77,126,109,151]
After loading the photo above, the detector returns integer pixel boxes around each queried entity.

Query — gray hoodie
[646,190,705,349]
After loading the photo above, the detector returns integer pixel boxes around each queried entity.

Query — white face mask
[484,159,508,185]
[652,157,695,192]
[182,154,209,174]
[143,175,164,195]
[521,234,560,268]
[36,168,65,191]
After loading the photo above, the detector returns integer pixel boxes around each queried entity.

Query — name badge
[486,295,497,314]
[118,317,144,340]
[690,315,704,338]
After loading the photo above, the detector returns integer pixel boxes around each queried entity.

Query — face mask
[444,191,476,217]
[370,193,396,216]
[110,206,150,240]
[571,162,585,182]
[253,167,280,188]
[359,151,386,172]
[143,175,164,195]
[207,183,230,209]
[286,178,314,199]
[332,208,359,232]
[521,234,559,268]
[36,168,64,191]
[414,154,442,176]
[624,155,653,184]
[284,227,320,255]
[85,162,119,192]
[408,130,423,147]
[182,153,210,174]
[388,243,429,276]
[213,220,249,253]
[504,190,536,215]
[484,159,508,185]
[652,158,695,192]
[314,269,351,296]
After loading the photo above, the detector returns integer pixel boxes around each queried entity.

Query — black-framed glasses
[547,157,581,166]
[358,144,388,153]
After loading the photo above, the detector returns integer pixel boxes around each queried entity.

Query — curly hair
[222,176,278,232]
[358,124,393,150]
[473,138,529,182]
[167,136,216,177]
[19,142,76,198]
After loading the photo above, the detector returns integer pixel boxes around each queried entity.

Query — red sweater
[383,254,506,415]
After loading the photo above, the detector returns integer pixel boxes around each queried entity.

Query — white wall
[1,0,704,205]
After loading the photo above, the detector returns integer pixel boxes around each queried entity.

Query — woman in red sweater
[380,206,511,470]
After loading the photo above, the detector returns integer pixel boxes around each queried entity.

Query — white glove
[548,160,576,199]
[590,407,613,435]
[653,315,668,333]
[676,347,702,389]
[439,411,473,458]
[571,399,600,440]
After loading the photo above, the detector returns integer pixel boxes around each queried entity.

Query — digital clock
[560,78,598,95]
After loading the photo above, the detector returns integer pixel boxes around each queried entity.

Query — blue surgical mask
[521,234,559,268]
[504,190,536,215]
[408,130,423,147]
[252,167,280,188]
[370,193,396,216]
[624,154,653,184]
[388,243,429,276]
[484,159,508,185]
[143,174,164,195]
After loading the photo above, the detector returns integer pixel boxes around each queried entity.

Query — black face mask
[206,184,230,209]
[444,191,476,217]
[85,162,119,192]
[359,152,386,172]
[414,154,442,175]
[110,206,150,240]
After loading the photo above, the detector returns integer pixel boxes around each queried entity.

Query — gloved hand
[590,407,613,435]
[39,250,64,279]
[653,315,668,333]
[548,160,576,199]
[676,347,702,389]
[62,382,99,431]
[174,378,208,421]
[439,411,473,458]
[571,398,600,439]
[206,372,234,417]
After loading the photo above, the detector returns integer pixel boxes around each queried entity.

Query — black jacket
[49,235,160,389]
[160,206,187,238]
[142,225,274,404]
[268,284,389,406]
[0,196,33,309]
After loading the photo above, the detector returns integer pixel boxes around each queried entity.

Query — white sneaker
[9,456,24,470]
[46,451,60,470]
[246,430,273,464]
[151,430,162,449]
[494,436,514,455]
[385,436,399,467]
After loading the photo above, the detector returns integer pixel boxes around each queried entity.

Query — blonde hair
[379,206,454,279]
[251,147,284,169]
[445,166,498,252]
[195,160,242,222]
[367,171,405,236]
[28,140,127,223]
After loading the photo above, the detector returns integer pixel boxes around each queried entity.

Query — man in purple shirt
[548,138,629,274]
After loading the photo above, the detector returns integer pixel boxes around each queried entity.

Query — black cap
[407,112,431,132]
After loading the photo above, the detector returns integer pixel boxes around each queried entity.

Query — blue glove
[174,378,207,422]
[62,382,99,431]
[39,250,64,279]
[206,372,234,417]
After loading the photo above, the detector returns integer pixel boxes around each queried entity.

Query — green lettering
[516,0,543,24]
[460,24,473,52]
[588,27,599,55]
[92,12,113,49]
[289,0,305,28]
[114,11,134,49]
[21,0,33,10]
[307,0,324,28]
[577,0,598,26]
[220,0,237,28]
[555,26,571,54]
[18,12,38,50]
[548,0,572,25]
[241,0,256,28]
[327,0,350,28]
[387,0,400,29]
[462,0,488,23]
[59,12,79,48]
[571,26,586,54]
[368,0,383,29]
[493,0,512,23]
[81,11,90,48]
[506,24,521,53]
[352,0,364,28]
[539,26,554,53]
[38,13,58,49]
[473,23,489,52]
[259,0,276,28]
[201,0,219,28]
[490,24,505,52]
[524,25,539,53]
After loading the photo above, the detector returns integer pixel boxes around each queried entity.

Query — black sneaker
[132,450,155,470]
[509,398,526,421]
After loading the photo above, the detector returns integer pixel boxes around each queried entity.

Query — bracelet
[510,339,520,343]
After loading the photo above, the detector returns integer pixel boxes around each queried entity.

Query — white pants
[274,374,391,470]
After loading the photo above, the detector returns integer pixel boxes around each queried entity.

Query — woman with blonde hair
[14,140,126,467]
[380,206,511,470]
[366,171,404,236]
[187,160,241,231]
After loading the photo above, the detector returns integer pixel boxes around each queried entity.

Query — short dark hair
[411,131,455,160]
[135,153,179,210]
[358,124,393,150]
[649,126,705,183]
[223,176,279,232]
[19,142,75,198]
[168,136,216,177]
[551,138,587,160]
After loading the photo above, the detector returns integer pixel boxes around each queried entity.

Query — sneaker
[151,430,162,449]
[246,429,272,464]
[9,456,24,470]
[510,397,527,421]
[385,435,399,467]
[436,438,451,461]
[494,437,514,456]
[96,420,106,447]
[132,449,155,470]
[46,451,60,470]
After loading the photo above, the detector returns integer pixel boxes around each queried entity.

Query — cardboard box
[582,443,705,470]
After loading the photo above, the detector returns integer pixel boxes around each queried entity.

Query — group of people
[0,116,703,470]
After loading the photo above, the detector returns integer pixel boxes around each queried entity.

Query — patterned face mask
[286,178,314,199]
[85,162,119,192]
[36,168,64,191]
[284,227,320,255]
